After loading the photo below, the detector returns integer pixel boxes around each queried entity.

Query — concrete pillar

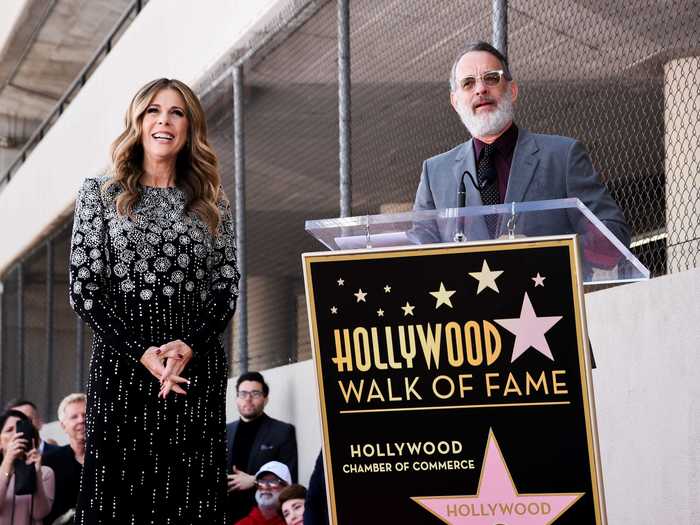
[296,292,311,362]
[245,275,294,372]
[664,56,700,273]
[23,259,48,410]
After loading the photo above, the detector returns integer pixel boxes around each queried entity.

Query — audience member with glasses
[413,40,630,247]
[226,372,298,523]
[233,461,292,525]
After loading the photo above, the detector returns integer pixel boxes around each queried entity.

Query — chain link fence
[0,226,90,421]
[205,0,698,375]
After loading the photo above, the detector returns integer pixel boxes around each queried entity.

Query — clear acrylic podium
[305,198,649,286]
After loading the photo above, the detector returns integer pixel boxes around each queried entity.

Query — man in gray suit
[226,371,298,523]
[414,41,630,247]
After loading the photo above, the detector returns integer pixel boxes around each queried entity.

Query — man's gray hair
[57,393,86,422]
[449,41,512,92]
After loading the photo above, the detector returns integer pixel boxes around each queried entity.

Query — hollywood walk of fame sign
[303,236,606,524]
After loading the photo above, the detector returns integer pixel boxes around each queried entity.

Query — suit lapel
[505,128,540,203]
[454,139,481,206]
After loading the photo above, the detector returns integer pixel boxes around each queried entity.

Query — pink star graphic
[412,430,583,524]
[494,293,562,362]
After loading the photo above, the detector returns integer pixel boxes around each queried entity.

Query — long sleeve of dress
[69,178,150,363]
[180,196,240,356]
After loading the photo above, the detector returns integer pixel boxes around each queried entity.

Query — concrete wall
[0,0,28,55]
[0,0,292,275]
[586,266,700,524]
[664,56,700,273]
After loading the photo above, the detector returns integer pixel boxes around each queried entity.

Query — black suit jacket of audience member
[42,444,82,525]
[226,413,298,482]
[40,441,61,458]
[304,451,329,525]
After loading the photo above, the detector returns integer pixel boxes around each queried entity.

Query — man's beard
[255,490,280,512]
[455,90,514,138]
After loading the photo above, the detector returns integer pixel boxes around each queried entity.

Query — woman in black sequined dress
[69,78,239,524]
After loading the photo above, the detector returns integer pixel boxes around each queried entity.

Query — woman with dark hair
[69,78,239,524]
[278,484,306,525]
[0,410,54,524]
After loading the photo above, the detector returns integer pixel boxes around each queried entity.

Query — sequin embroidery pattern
[69,176,239,525]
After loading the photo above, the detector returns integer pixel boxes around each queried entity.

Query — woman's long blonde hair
[104,78,224,234]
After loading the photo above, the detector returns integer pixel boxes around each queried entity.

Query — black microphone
[458,179,466,208]
[454,176,468,242]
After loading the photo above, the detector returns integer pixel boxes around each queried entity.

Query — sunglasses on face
[459,70,507,91]
[256,479,287,489]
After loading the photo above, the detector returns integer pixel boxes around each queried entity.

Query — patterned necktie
[477,143,500,206]
[476,143,500,236]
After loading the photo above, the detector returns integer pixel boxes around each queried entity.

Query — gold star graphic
[429,282,455,309]
[354,289,367,302]
[384,285,391,293]
[377,309,384,317]
[401,302,415,316]
[468,259,504,294]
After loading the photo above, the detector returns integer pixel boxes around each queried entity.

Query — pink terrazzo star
[412,430,583,524]
[494,292,563,362]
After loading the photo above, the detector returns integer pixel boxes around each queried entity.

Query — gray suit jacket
[413,128,630,246]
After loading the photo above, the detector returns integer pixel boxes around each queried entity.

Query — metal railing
[0,0,150,188]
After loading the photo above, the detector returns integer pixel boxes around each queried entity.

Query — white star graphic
[468,259,504,294]
[330,306,338,314]
[532,273,546,287]
[384,285,391,293]
[377,309,384,317]
[494,293,563,362]
[429,282,455,309]
[337,278,345,286]
[354,289,367,302]
[401,302,415,316]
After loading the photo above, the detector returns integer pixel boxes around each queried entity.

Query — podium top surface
[305,198,649,286]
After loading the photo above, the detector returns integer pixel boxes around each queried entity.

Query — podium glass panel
[305,198,649,285]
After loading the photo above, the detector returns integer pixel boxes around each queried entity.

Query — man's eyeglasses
[256,479,286,489]
[237,390,264,400]
[458,70,507,91]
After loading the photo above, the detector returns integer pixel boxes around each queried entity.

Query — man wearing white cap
[234,461,291,525]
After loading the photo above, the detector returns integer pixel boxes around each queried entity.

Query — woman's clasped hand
[139,340,194,398]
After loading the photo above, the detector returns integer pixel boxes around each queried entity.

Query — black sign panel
[303,237,606,524]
